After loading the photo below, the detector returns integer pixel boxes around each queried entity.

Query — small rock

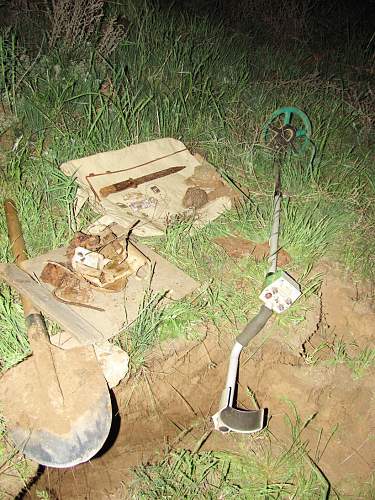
[94,341,129,389]
[182,187,209,209]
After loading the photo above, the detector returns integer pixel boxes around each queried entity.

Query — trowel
[0,200,112,467]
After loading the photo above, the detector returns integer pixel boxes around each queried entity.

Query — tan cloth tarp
[60,138,233,236]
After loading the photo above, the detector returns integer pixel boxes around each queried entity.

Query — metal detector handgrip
[236,305,273,348]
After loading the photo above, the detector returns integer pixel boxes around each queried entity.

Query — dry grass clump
[47,0,104,49]
[47,0,126,55]
[97,16,127,58]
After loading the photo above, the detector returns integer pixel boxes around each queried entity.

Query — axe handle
[4,199,39,317]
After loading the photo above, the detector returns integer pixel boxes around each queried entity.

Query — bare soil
[214,235,291,266]
[18,263,375,498]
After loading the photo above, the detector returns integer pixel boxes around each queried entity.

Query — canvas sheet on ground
[60,137,235,236]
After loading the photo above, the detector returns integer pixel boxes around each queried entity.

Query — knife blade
[99,165,186,199]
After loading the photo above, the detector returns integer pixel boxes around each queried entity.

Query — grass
[328,341,375,380]
[0,0,374,496]
[0,416,35,498]
[113,279,207,372]
[0,29,17,115]
[130,449,237,499]
[347,347,375,379]
[0,287,30,371]
[130,447,330,499]
[129,402,330,499]
[113,288,188,371]
[302,334,375,379]
[113,288,168,371]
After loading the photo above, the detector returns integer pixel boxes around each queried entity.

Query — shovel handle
[4,199,39,317]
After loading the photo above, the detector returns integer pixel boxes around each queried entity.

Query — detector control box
[259,270,301,313]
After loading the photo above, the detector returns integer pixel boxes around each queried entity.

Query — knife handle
[100,178,137,198]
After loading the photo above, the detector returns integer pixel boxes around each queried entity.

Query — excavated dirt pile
[25,263,375,498]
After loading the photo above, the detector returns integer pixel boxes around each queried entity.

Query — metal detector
[212,107,312,434]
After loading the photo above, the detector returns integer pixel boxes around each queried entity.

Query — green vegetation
[130,404,330,499]
[0,416,34,494]
[115,288,202,371]
[328,341,375,379]
[0,0,374,496]
[130,446,329,499]
[302,334,375,379]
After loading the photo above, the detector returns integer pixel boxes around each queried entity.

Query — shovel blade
[213,407,265,434]
[0,346,112,467]
[9,391,111,467]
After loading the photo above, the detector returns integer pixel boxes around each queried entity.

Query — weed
[130,401,330,499]
[157,299,202,342]
[326,337,375,379]
[130,449,237,499]
[113,289,168,371]
[347,347,375,380]
[301,341,328,366]
[36,491,51,500]
[0,30,17,113]
[113,285,202,371]
[329,337,349,365]
[0,417,35,497]
[47,0,105,50]
[97,16,127,58]
[0,287,30,371]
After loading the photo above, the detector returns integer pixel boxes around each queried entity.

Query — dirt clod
[187,155,238,202]
[182,187,209,209]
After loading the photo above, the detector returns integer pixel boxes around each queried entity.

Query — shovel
[0,200,112,467]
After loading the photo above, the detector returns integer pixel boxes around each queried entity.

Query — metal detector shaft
[268,191,282,275]
[234,173,281,349]
[268,162,282,275]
